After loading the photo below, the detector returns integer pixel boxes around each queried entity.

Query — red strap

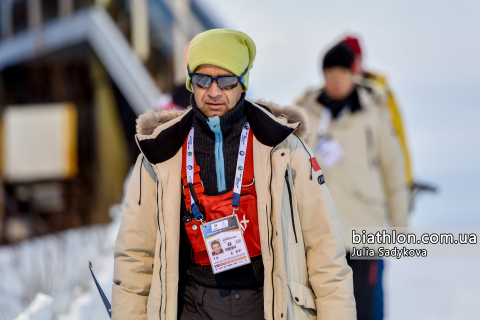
[245,133,254,183]
[181,131,258,266]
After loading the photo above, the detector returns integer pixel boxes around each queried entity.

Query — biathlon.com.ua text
[349,228,480,260]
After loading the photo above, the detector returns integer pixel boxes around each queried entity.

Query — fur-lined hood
[135,99,311,165]
[136,99,310,142]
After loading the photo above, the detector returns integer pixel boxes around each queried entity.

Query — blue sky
[200,0,480,228]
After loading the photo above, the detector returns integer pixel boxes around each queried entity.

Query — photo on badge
[210,239,224,256]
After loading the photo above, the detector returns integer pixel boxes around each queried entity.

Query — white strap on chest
[186,122,250,219]
[317,109,332,137]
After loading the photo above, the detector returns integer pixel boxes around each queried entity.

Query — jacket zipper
[269,123,300,319]
[285,170,298,243]
[155,179,163,318]
[269,148,276,319]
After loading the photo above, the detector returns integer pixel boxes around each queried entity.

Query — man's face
[193,64,244,118]
[323,67,355,100]
[212,243,221,254]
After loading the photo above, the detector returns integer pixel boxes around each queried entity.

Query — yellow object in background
[63,103,78,179]
[91,56,129,223]
[362,71,414,186]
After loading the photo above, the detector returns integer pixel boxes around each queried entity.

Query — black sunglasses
[188,65,249,90]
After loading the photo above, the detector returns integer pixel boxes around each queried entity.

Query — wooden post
[0,0,13,39]
[58,0,74,18]
[131,0,150,62]
[27,0,43,29]
[168,0,190,84]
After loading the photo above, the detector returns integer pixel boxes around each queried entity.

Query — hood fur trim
[255,99,310,142]
[136,100,310,141]
[136,109,186,136]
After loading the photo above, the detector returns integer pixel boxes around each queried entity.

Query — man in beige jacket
[295,43,409,320]
[112,29,355,320]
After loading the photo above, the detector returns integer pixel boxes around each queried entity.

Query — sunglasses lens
[218,77,239,90]
[192,75,212,89]
[192,75,240,90]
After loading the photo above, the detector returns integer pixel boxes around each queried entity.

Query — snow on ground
[55,172,132,320]
[0,169,130,320]
[57,203,121,320]
[0,224,108,320]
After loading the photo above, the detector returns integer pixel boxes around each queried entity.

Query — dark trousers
[178,278,264,320]
[346,256,384,320]
[374,260,384,320]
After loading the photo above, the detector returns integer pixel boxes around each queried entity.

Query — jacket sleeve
[111,154,158,320]
[290,138,356,320]
[376,109,409,228]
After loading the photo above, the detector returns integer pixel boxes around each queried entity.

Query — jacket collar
[303,86,378,119]
[317,86,362,118]
[136,100,302,165]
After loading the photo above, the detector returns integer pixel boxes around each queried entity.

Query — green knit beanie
[186,29,256,92]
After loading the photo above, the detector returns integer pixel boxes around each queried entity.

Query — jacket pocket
[285,170,298,243]
[288,281,317,318]
[184,220,207,253]
[210,194,262,259]
[288,281,316,310]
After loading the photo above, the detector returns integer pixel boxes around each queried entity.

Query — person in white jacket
[296,42,409,320]
[112,29,356,320]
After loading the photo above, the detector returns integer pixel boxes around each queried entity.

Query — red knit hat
[342,36,362,58]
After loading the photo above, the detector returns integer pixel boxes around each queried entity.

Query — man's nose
[207,81,223,99]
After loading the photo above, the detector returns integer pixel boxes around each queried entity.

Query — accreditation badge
[315,137,344,169]
[201,215,251,274]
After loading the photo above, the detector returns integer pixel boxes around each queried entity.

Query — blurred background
[0,0,479,319]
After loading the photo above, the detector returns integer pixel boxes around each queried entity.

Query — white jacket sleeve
[377,110,409,228]
[290,138,356,320]
[111,154,158,320]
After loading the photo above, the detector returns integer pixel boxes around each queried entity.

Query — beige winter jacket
[295,87,409,249]
[111,100,356,320]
